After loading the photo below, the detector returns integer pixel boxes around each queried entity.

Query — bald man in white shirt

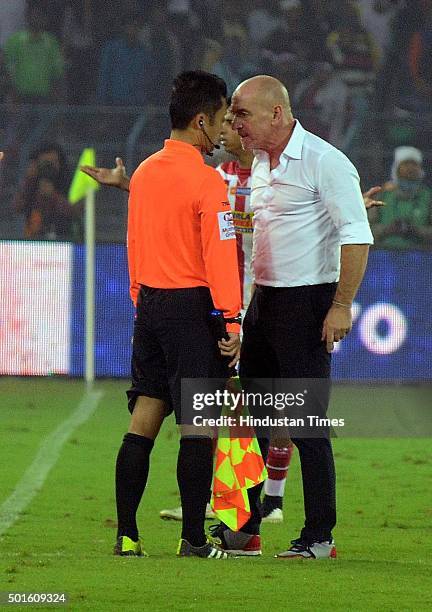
[213,75,373,560]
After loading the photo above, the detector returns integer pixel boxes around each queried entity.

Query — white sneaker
[160,503,215,521]
[261,507,284,524]
[160,505,182,521]
[276,538,337,559]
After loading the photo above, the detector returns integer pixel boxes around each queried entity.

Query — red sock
[264,445,294,497]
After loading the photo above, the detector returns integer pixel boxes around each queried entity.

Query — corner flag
[68,148,99,204]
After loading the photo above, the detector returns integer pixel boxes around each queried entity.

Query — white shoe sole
[261,508,284,524]
[160,513,182,521]
[160,505,216,521]
[262,515,283,524]
[226,549,262,556]
[276,546,337,560]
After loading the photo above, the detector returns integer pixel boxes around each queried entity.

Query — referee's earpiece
[198,118,220,154]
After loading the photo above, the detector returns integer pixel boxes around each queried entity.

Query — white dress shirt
[250,120,374,287]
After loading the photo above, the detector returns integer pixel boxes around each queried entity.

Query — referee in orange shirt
[114,71,242,559]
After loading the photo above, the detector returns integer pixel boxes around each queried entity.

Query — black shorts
[127,285,229,423]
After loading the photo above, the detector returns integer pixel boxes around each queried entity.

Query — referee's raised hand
[218,333,241,367]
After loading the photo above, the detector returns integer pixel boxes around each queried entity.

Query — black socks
[116,434,213,547]
[115,433,154,541]
[177,437,213,548]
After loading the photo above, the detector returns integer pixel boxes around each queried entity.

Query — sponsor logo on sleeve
[232,210,254,233]
[217,211,236,240]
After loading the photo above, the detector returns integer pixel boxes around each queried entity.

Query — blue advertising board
[71,244,134,377]
[332,250,431,380]
[70,247,432,381]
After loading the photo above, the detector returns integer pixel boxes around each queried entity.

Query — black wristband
[223,315,242,325]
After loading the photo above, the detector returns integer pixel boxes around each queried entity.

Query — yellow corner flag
[211,378,267,531]
[68,148,100,204]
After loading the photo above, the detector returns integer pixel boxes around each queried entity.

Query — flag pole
[85,188,95,386]
[69,147,99,386]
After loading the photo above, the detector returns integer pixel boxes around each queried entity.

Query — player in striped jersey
[217,112,254,316]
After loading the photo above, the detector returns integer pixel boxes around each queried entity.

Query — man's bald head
[234,75,291,113]
[230,75,294,154]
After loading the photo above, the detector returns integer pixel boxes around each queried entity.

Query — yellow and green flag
[211,378,267,531]
[68,148,99,204]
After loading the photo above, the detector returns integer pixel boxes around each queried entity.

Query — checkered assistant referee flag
[211,378,267,531]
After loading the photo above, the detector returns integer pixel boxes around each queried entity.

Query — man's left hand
[80,157,130,191]
[321,304,352,353]
[218,333,241,367]
[363,186,384,209]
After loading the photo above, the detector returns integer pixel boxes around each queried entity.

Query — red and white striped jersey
[217,160,253,312]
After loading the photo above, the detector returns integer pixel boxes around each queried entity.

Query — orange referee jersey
[127,139,241,329]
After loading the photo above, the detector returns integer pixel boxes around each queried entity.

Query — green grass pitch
[0,378,431,611]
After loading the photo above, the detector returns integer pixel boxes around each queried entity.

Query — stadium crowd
[0,0,431,245]
[2,1,432,114]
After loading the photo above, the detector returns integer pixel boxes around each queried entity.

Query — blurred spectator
[399,0,432,112]
[62,0,95,104]
[28,0,68,41]
[292,0,330,63]
[326,2,378,151]
[260,4,312,90]
[96,12,155,106]
[14,143,81,241]
[201,38,223,72]
[303,0,339,51]
[167,1,205,71]
[374,0,423,111]
[204,34,256,95]
[140,4,179,101]
[259,5,302,91]
[370,146,432,248]
[191,0,223,41]
[3,3,64,103]
[260,27,294,86]
[221,0,250,50]
[90,0,121,47]
[294,62,350,148]
[326,3,378,89]
[310,0,356,34]
[247,0,284,45]
[356,0,403,66]
[0,0,26,48]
